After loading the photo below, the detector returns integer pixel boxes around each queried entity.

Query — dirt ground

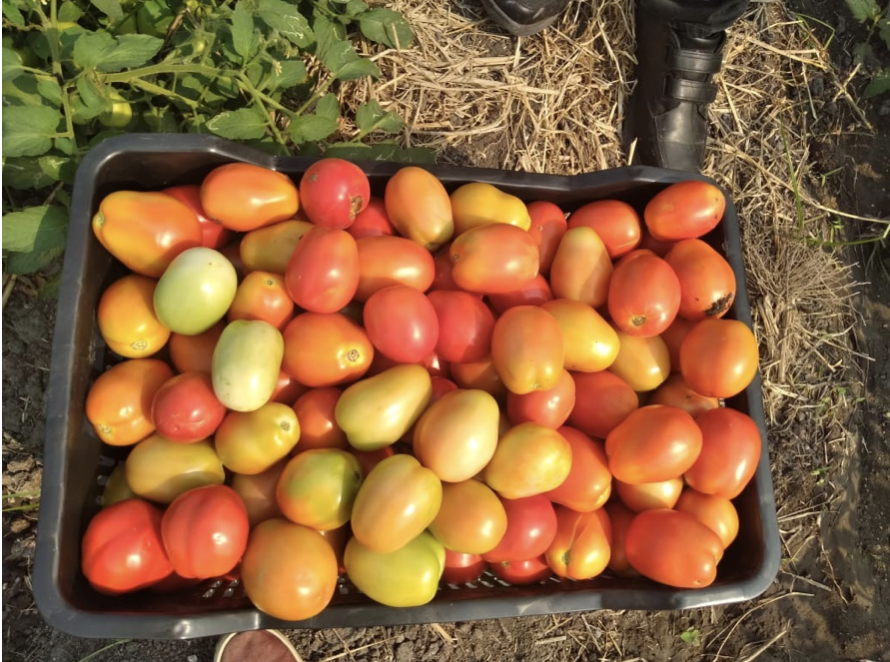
[3,0,890,660]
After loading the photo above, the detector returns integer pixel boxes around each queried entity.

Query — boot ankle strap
[670,47,723,75]
[666,77,718,103]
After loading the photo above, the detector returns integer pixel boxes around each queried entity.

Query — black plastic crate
[33,134,781,640]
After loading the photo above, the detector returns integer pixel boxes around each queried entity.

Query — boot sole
[479,0,561,37]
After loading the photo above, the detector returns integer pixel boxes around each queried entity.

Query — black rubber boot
[480,0,572,36]
[623,0,750,172]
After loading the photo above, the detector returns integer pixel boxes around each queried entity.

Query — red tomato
[675,489,739,549]
[81,499,173,595]
[491,306,564,395]
[282,312,374,387]
[269,371,307,405]
[526,201,567,274]
[664,239,736,320]
[607,251,680,337]
[487,274,553,314]
[649,374,719,418]
[506,369,575,429]
[427,290,496,363]
[450,355,507,399]
[545,506,612,580]
[431,247,462,292]
[348,197,395,238]
[568,199,641,259]
[161,485,249,579]
[659,316,696,373]
[568,371,639,439]
[680,318,760,398]
[685,407,761,499]
[363,286,439,363]
[483,495,557,563]
[151,372,226,443]
[644,180,726,242]
[164,184,232,249]
[442,550,487,585]
[489,556,552,585]
[228,271,295,330]
[606,405,703,484]
[299,158,370,229]
[201,163,299,232]
[546,426,611,511]
[605,501,639,577]
[292,387,349,451]
[615,477,683,512]
[355,235,435,302]
[449,224,539,294]
[625,509,723,588]
[169,323,224,374]
[285,227,359,313]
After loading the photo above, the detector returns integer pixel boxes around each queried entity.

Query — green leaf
[257,0,315,48]
[76,74,107,114]
[344,0,369,20]
[2,158,55,190]
[38,155,76,184]
[878,15,890,50]
[335,57,379,81]
[37,77,63,107]
[73,32,163,72]
[355,99,403,134]
[359,8,413,49]
[314,16,379,80]
[864,68,890,98]
[142,105,179,133]
[230,1,257,63]
[54,137,76,155]
[206,107,268,139]
[265,59,308,91]
[322,141,435,163]
[2,206,68,253]
[58,1,84,23]
[316,93,339,120]
[3,75,51,108]
[6,247,65,275]
[852,42,873,65]
[288,112,338,143]
[2,0,25,26]
[1,105,58,157]
[2,47,24,81]
[845,0,881,22]
[90,0,123,22]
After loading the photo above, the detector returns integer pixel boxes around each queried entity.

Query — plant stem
[292,76,336,117]
[101,63,221,83]
[237,74,290,114]
[127,78,201,108]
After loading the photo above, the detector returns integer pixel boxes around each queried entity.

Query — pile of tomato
[81,158,762,620]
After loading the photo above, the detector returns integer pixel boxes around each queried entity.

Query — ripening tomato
[429,479,507,555]
[484,423,572,499]
[489,556,552,585]
[282,312,374,387]
[413,389,500,482]
[451,355,507,399]
[292,388,348,451]
[151,372,226,443]
[568,370,638,439]
[81,499,172,595]
[675,489,739,549]
[607,251,680,337]
[201,163,299,232]
[348,197,395,239]
[351,454,443,553]
[86,359,173,446]
[487,274,553,314]
[299,158,370,229]
[685,407,761,499]
[526,201,567,274]
[625,509,723,588]
[664,239,736,320]
[450,182,531,235]
[240,219,313,275]
[427,290,495,364]
[231,460,286,528]
[542,299,619,373]
[228,271,295,330]
[285,227,359,314]
[450,224,539,294]
[545,506,611,580]
[605,501,639,577]
[442,550,486,585]
[125,435,225,503]
[92,191,202,278]
[242,519,338,620]
[385,167,454,251]
[615,477,683,512]
[483,495,557,563]
[355,235,435,301]
[644,180,726,242]
[161,485,249,579]
[549,226,612,308]
[363,286,439,363]
[609,330,670,392]
[680,318,760,398]
[606,405,703,484]
[169,322,224,374]
[164,184,232,249]
[98,275,170,359]
[649,374,719,418]
[491,306,564,395]
[269,371,307,405]
[660,316,696,373]
[276,449,363,531]
[506,369,575,430]
[215,403,300,475]
[546,426,611,512]
[568,199,641,259]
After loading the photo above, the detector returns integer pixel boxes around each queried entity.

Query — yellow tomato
[450,183,531,235]
[98,274,170,358]
[384,167,454,251]
[483,423,572,499]
[214,403,300,475]
[549,226,613,308]
[541,299,619,372]
[125,435,225,504]
[609,330,670,392]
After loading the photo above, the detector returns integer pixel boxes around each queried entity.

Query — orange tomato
[644,180,726,242]
[98,274,170,358]
[231,460,286,528]
[285,227,359,314]
[664,239,736,320]
[168,322,224,374]
[607,251,680,337]
[549,226,612,307]
[292,387,349,451]
[526,201,567,274]
[450,224,539,295]
[684,407,761,499]
[649,374,719,418]
[227,271,295,330]
[615,477,683,512]
[491,306,564,394]
[355,235,436,302]
[276,449,363,531]
[86,359,173,446]
[487,274,553,314]
[201,163,299,232]
[659,316,696,372]
[546,426,611,511]
[385,167,454,251]
[269,370,307,405]
[483,423,572,499]
[605,501,639,577]
[545,506,611,580]
[240,219,313,275]
[282,312,374,387]
[92,191,202,277]
[680,318,760,398]
[675,489,739,549]
[450,355,507,399]
[567,199,641,259]
[506,369,575,430]
[348,197,395,239]
[568,370,639,439]
[164,184,233,249]
[429,479,508,555]
[541,298,619,373]
[609,330,670,393]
